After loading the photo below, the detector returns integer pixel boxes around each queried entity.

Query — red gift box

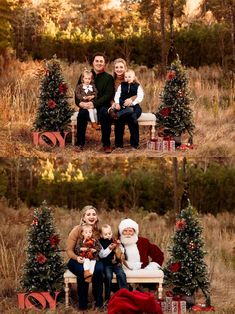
[163,136,175,152]
[160,292,187,314]
[147,137,163,151]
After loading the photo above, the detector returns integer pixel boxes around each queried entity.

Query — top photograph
[0,0,234,158]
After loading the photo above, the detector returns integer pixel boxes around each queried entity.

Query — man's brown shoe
[104,146,112,154]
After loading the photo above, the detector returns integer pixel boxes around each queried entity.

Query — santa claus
[119,218,164,271]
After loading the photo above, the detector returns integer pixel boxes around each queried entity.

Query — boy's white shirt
[114,84,144,105]
[99,242,125,258]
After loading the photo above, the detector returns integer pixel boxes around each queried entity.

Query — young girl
[74,223,101,283]
[75,69,99,130]
[99,224,128,301]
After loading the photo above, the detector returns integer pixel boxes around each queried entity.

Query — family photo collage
[0,0,234,313]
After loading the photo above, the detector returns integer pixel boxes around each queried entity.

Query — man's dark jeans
[76,106,112,147]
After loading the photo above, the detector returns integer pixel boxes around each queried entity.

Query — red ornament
[48,99,56,109]
[160,107,171,117]
[188,241,197,250]
[59,83,68,94]
[31,218,38,226]
[169,262,181,272]
[175,219,187,230]
[49,234,60,247]
[37,253,47,264]
[177,90,184,97]
[166,70,176,80]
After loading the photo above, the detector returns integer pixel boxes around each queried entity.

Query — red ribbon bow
[165,290,173,297]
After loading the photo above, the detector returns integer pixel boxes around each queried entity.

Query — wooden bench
[64,268,164,308]
[70,112,157,145]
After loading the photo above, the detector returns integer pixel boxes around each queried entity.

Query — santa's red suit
[119,218,164,270]
[136,236,164,268]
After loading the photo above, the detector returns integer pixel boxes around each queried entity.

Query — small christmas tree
[21,202,65,292]
[163,202,211,306]
[34,57,73,132]
[155,57,195,143]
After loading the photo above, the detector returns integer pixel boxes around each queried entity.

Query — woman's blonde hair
[79,205,100,237]
[112,58,127,79]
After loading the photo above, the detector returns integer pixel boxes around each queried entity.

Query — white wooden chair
[70,112,157,145]
[64,268,164,308]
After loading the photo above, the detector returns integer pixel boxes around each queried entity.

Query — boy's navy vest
[99,238,115,266]
[120,82,139,106]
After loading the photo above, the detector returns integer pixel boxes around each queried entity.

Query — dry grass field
[0,201,234,313]
[0,59,234,158]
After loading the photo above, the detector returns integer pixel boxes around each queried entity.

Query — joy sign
[32,131,70,148]
[18,291,60,310]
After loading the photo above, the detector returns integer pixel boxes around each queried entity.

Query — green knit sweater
[75,70,115,109]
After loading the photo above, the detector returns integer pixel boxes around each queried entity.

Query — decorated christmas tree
[21,202,65,292]
[163,202,211,306]
[155,57,195,143]
[34,57,73,132]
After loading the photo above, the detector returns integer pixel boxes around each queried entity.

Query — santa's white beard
[120,233,142,270]
[120,233,138,246]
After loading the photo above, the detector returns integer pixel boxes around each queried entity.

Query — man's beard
[120,233,138,246]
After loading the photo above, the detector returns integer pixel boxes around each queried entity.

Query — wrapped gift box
[147,137,163,151]
[158,294,187,314]
[163,136,175,152]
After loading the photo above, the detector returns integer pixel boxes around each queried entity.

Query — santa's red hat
[118,218,139,235]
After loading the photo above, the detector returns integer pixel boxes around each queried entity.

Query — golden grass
[0,59,234,158]
[0,201,234,313]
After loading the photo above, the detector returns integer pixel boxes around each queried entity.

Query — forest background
[0,0,234,68]
[1,157,235,215]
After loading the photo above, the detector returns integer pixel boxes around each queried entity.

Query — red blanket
[108,288,163,314]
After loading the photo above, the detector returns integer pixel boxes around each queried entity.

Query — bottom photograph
[0,157,234,314]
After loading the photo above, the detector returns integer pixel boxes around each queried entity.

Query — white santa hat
[118,218,139,235]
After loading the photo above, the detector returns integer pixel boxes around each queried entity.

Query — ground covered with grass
[0,202,234,313]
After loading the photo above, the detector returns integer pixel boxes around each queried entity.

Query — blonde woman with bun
[110,58,143,149]
[66,205,103,311]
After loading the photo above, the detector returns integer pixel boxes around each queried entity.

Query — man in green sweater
[75,53,115,153]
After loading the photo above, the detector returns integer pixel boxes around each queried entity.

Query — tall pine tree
[163,203,211,306]
[34,57,73,132]
[155,57,195,143]
[21,202,65,292]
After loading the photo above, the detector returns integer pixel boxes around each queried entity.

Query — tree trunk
[167,0,176,65]
[173,157,178,211]
[180,157,189,209]
[160,0,166,75]
[229,1,235,67]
